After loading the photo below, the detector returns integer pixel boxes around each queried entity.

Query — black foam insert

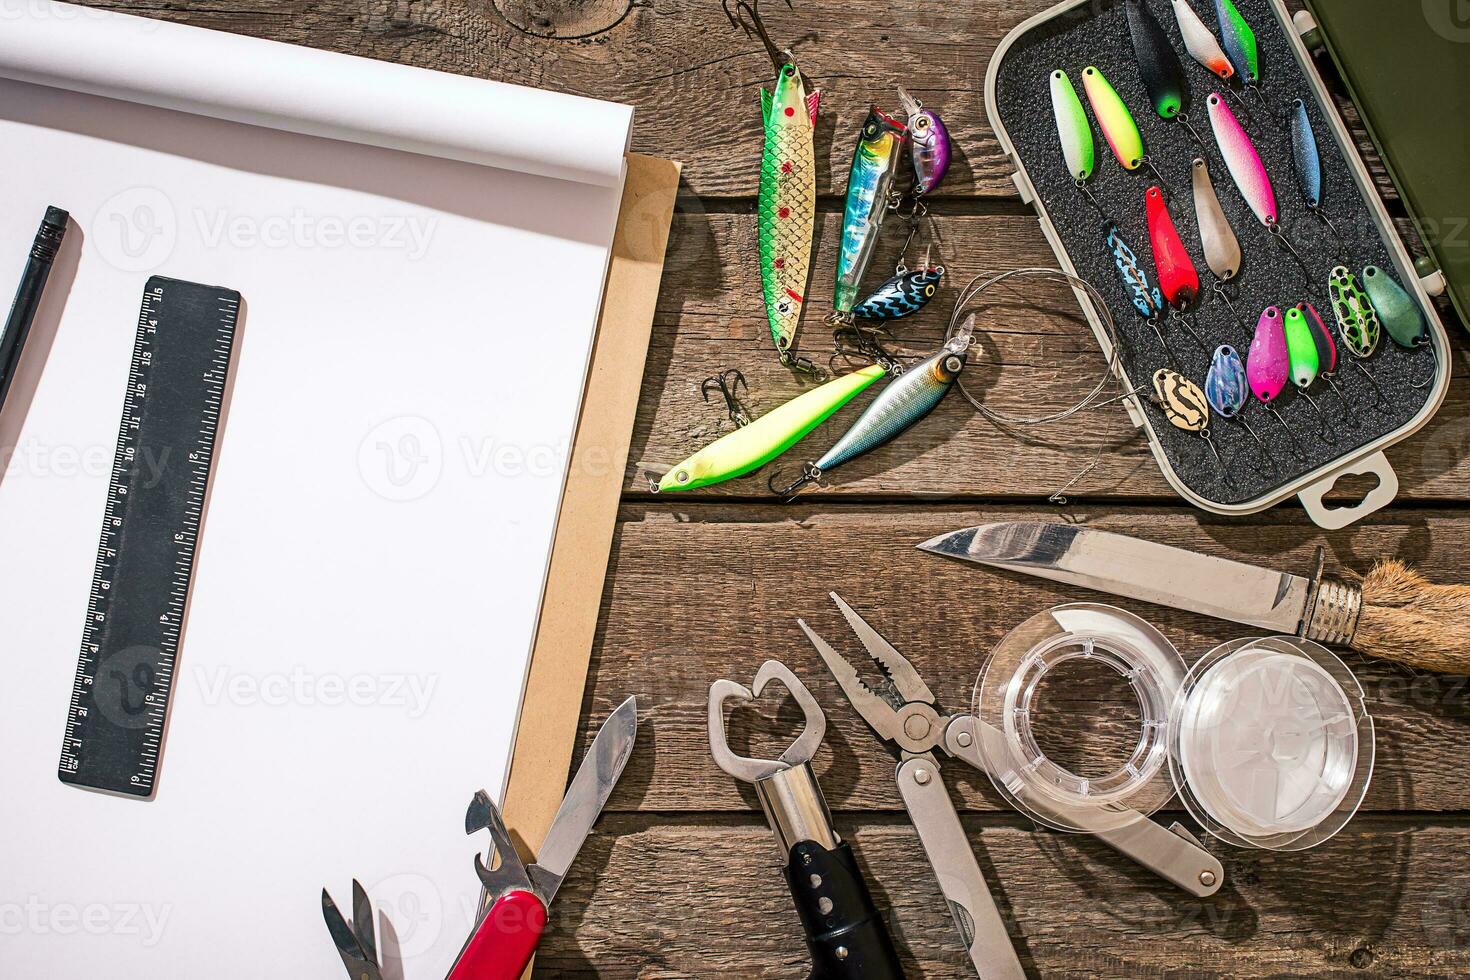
[992,0,1438,507]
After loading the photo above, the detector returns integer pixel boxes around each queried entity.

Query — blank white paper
[0,4,631,978]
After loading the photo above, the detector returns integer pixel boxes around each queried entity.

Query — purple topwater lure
[898,87,950,198]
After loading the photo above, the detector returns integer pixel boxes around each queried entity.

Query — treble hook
[769,462,821,499]
[722,0,794,75]
[701,369,751,428]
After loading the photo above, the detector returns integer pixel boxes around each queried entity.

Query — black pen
[0,205,69,415]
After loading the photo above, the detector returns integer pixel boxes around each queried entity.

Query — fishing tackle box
[984,0,1455,529]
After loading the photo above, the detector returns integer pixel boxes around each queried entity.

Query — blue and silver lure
[772,317,975,496]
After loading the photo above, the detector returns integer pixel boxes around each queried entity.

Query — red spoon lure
[1146,185,1206,352]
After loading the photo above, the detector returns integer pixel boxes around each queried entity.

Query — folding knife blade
[918,521,1309,634]
[528,695,638,903]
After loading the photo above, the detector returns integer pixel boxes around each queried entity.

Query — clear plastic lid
[1167,636,1374,851]
[971,603,1186,834]
[972,607,1375,851]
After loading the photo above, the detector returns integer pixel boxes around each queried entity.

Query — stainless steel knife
[918,521,1364,644]
[918,521,1470,673]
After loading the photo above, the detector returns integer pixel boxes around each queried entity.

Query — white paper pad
[0,3,632,977]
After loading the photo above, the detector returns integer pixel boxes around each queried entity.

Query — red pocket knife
[323,695,638,980]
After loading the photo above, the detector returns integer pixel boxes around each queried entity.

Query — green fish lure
[758,58,821,366]
[657,365,888,492]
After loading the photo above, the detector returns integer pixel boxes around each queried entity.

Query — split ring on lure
[756,54,822,374]
[852,265,945,321]
[1289,99,1340,239]
[1147,186,1208,352]
[1208,93,1310,271]
[771,318,975,497]
[1172,0,1234,82]
[1205,344,1268,453]
[1126,0,1204,145]
[655,363,888,493]
[833,106,908,319]
[898,87,950,198]
[1082,66,1162,184]
[1362,265,1436,389]
[1191,157,1246,334]
[1152,368,1225,471]
[1284,305,1340,440]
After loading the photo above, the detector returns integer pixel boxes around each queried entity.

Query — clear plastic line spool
[972,604,1186,835]
[1168,636,1374,851]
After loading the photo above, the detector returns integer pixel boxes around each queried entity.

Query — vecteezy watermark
[194,666,439,718]
[371,874,443,958]
[92,187,178,274]
[194,209,436,261]
[90,188,439,274]
[0,898,172,947]
[0,440,171,485]
[1424,0,1470,42]
[358,416,445,503]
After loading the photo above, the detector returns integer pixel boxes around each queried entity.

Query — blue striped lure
[772,317,975,496]
[1107,225,1164,319]
[853,265,945,321]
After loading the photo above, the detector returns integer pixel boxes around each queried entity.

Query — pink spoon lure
[1247,306,1289,403]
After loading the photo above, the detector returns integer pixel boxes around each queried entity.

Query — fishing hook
[1175,111,1206,149]
[769,462,821,500]
[1268,221,1310,277]
[1049,450,1103,506]
[1212,281,1248,337]
[1411,339,1438,390]
[721,0,793,75]
[701,368,752,428]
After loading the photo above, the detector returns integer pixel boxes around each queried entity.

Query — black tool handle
[784,839,904,979]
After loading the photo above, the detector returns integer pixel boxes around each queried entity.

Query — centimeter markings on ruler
[58,276,240,798]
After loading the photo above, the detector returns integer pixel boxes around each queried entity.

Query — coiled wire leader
[948,268,1143,503]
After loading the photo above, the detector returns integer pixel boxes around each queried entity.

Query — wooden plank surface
[537,815,1470,978]
[67,1,1470,977]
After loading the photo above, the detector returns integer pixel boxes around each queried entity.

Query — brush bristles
[1355,560,1470,674]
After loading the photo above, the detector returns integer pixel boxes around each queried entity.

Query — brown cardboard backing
[499,153,679,876]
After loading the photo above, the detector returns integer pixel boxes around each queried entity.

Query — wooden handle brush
[1306,559,1470,673]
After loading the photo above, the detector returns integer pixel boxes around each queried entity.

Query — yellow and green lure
[656,365,888,492]
[758,57,821,370]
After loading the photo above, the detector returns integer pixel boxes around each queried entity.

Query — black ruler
[58,276,240,797]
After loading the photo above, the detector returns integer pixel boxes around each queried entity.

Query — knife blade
[526,695,638,902]
[917,521,1314,634]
